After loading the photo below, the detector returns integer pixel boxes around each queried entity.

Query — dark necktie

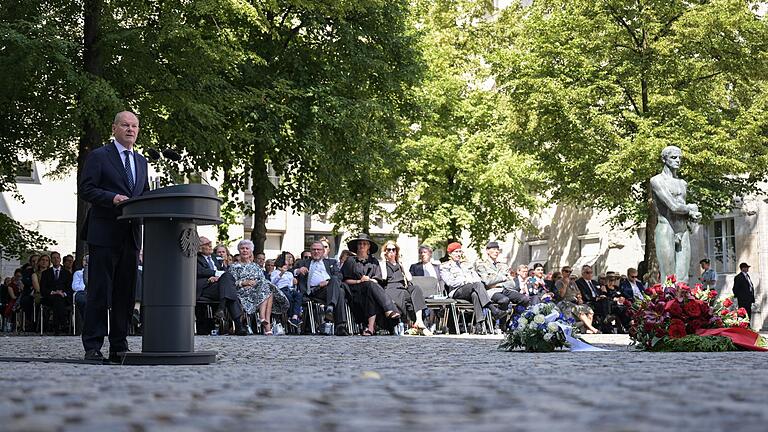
[54,268,59,280]
[124,150,134,191]
[207,256,216,270]
[588,280,596,297]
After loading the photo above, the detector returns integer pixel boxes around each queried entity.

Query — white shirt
[271,269,295,290]
[630,280,643,299]
[114,140,136,182]
[309,260,331,287]
[72,270,86,292]
[423,263,437,278]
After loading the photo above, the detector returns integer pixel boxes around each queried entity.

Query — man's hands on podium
[113,194,130,204]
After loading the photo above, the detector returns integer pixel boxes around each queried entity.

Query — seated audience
[525,263,550,304]
[474,241,530,312]
[214,244,232,269]
[341,234,400,336]
[2,270,24,327]
[294,241,350,335]
[338,249,353,267]
[272,252,303,328]
[409,244,443,285]
[556,266,600,334]
[619,267,645,303]
[71,255,89,322]
[196,236,246,335]
[231,240,289,334]
[380,240,430,334]
[576,265,603,322]
[40,251,73,333]
[441,242,504,334]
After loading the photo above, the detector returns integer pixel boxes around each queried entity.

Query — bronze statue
[650,146,701,282]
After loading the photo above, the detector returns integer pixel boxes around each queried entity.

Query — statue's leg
[655,222,675,282]
[675,230,691,283]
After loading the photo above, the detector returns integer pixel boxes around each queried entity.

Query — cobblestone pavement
[1,334,767,432]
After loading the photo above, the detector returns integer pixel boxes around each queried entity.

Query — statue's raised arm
[651,146,701,282]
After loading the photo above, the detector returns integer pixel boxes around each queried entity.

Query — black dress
[341,255,396,323]
[383,261,427,320]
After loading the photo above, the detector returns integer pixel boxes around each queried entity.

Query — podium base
[119,351,217,365]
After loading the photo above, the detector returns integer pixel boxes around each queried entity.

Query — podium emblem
[179,228,200,257]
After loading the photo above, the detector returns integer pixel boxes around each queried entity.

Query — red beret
[446,242,462,253]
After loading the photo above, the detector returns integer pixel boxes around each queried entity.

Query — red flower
[737,307,747,317]
[698,301,710,316]
[667,274,677,283]
[687,319,706,333]
[683,301,702,317]
[720,309,730,316]
[708,290,718,299]
[665,300,683,317]
[723,298,733,308]
[738,322,749,329]
[668,323,687,338]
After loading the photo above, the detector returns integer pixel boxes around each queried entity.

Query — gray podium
[117,184,221,365]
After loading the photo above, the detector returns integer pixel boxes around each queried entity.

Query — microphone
[162,149,182,161]
[145,148,161,161]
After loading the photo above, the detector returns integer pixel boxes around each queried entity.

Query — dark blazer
[409,262,443,282]
[79,141,149,249]
[733,273,755,305]
[576,277,599,304]
[40,267,73,299]
[196,254,224,298]
[618,278,646,301]
[294,258,342,295]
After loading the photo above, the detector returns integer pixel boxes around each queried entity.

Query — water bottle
[395,322,404,336]
[322,321,334,335]
[210,322,219,336]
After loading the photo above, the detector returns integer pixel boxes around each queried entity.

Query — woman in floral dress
[229,239,289,334]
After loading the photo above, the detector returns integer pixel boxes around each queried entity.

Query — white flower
[528,321,538,330]
[518,317,528,326]
[534,314,545,324]
[543,333,553,341]
[532,304,542,314]
[547,322,559,333]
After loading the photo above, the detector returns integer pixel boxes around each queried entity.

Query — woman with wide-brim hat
[341,233,400,336]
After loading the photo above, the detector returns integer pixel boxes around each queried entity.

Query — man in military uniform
[474,241,530,312]
[441,242,504,334]
[699,258,718,291]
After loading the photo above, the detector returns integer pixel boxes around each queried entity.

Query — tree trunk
[75,0,104,267]
[643,180,659,283]
[249,152,273,253]
[361,198,370,235]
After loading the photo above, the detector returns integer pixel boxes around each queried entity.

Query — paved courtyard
[1,334,766,432]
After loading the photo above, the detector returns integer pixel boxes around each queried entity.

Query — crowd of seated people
[2,236,650,337]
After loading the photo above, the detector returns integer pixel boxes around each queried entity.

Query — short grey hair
[237,239,254,251]
[418,244,433,254]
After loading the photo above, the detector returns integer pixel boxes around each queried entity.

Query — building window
[708,218,736,274]
[527,242,548,271]
[15,161,38,183]
[264,233,283,251]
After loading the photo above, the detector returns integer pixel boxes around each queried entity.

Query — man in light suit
[293,241,349,335]
[79,111,149,362]
[733,262,756,320]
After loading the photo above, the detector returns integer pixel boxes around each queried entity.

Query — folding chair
[412,276,459,334]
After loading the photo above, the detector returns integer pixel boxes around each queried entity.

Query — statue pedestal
[117,184,221,365]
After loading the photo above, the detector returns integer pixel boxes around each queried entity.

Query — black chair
[412,276,460,334]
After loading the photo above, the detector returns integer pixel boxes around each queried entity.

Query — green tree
[489,0,768,274]
[1,0,248,261]
[393,0,544,250]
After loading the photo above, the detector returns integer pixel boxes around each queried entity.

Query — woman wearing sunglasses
[380,240,430,335]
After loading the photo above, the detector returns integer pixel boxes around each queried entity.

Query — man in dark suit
[40,251,74,334]
[733,262,756,320]
[409,245,443,286]
[575,265,602,317]
[293,240,349,335]
[79,111,149,362]
[196,236,246,335]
